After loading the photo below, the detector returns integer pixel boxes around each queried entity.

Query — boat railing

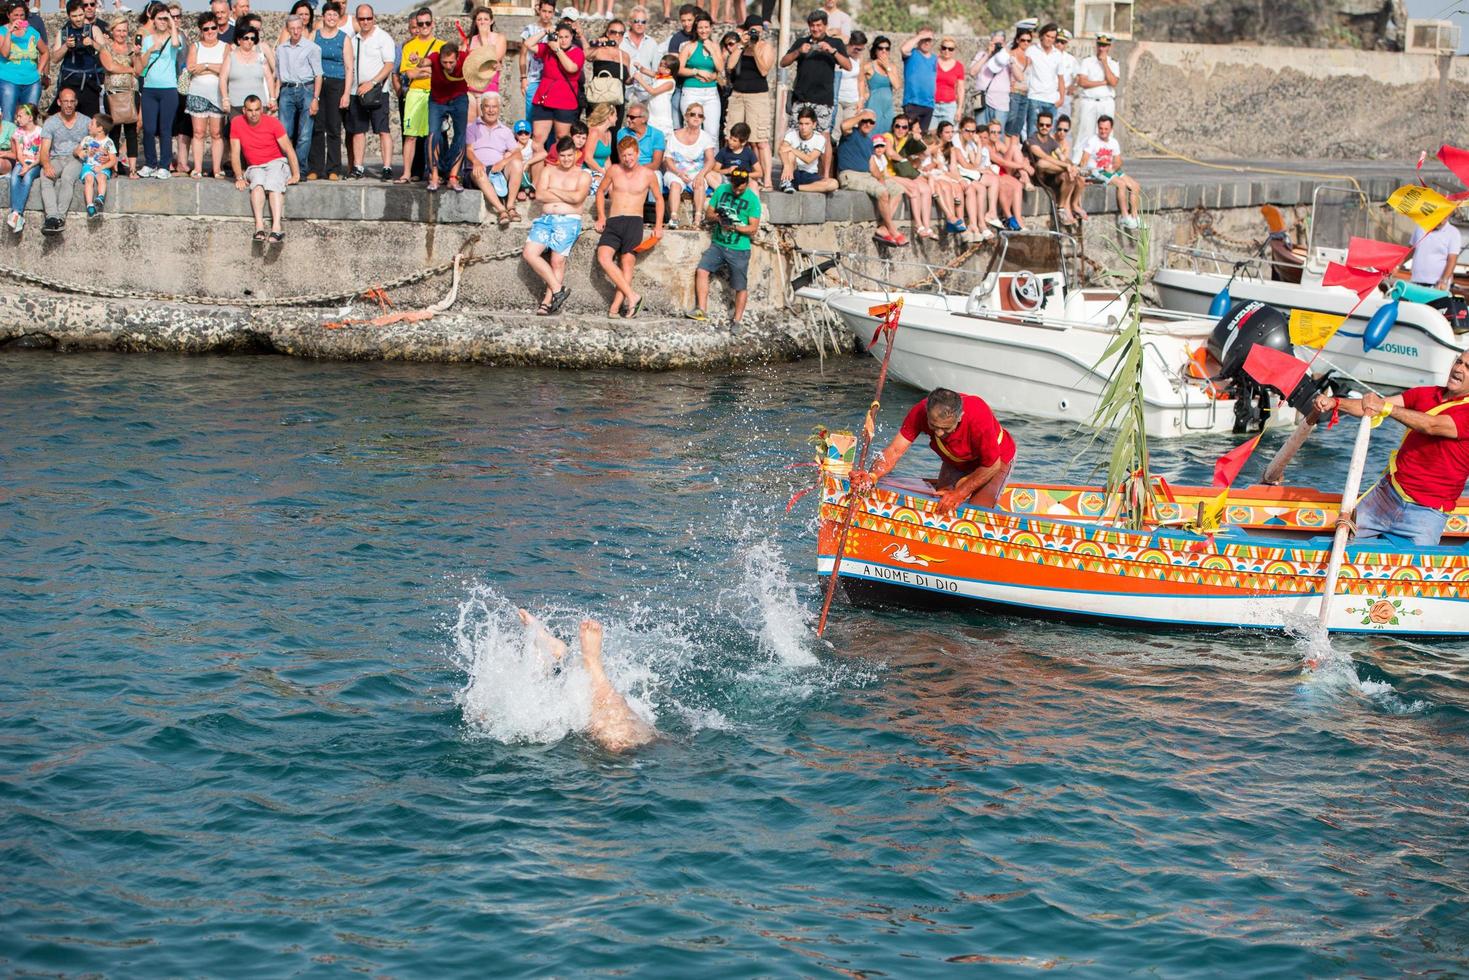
[1162,243,1273,279]
[796,249,996,299]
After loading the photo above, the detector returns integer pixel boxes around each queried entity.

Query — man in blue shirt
[899,27,936,134]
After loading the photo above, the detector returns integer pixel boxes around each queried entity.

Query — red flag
[1437,144,1469,189]
[1321,262,1384,299]
[1346,237,1411,274]
[1213,434,1262,488]
[1243,344,1309,396]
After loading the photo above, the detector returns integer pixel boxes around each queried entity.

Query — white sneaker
[136,166,154,178]
[155,169,170,180]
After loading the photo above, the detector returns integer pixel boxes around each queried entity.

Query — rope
[1114,111,1364,196]
[0,233,538,308]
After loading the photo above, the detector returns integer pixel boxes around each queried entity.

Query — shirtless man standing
[594,135,665,318]
[517,609,657,753]
[522,134,593,315]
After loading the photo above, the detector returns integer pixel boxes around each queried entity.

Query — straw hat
[461,45,500,91]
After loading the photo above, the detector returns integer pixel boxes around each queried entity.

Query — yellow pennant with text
[1195,489,1229,533]
[1387,183,1459,232]
[1288,308,1348,348]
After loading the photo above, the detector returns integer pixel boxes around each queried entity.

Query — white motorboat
[794,231,1298,437]
[1153,187,1466,393]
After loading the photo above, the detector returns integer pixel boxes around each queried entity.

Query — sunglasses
[893,123,909,129]
[686,111,703,116]
[1057,127,1069,133]
[961,127,976,134]
[875,43,889,50]
[939,45,953,51]
[414,19,431,26]
[858,118,875,125]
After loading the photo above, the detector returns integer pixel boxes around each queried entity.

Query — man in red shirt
[853,386,1016,514]
[1314,349,1469,545]
[229,95,301,244]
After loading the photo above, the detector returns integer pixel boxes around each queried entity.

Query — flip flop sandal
[548,287,571,313]
[252,229,268,242]
[268,231,284,243]
[623,297,644,318]
[506,209,521,221]
[535,301,554,316]
[497,210,512,228]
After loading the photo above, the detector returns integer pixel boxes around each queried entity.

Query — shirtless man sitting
[517,608,656,753]
[522,134,592,316]
[594,135,665,319]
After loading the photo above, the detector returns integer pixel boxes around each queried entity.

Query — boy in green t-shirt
[687,168,762,325]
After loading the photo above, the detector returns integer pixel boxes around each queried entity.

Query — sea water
[2,353,1466,975]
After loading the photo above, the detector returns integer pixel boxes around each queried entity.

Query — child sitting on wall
[76,114,118,219]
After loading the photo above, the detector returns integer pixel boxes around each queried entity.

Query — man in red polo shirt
[229,94,301,244]
[853,386,1017,514]
[1314,349,1469,545]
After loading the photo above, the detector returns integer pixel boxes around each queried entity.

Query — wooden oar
[815,302,902,637]
[1261,408,1321,485]
[1316,412,1374,629]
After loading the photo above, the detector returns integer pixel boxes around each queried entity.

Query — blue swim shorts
[528,213,583,256]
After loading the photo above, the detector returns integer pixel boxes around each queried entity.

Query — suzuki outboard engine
[1208,300,1324,434]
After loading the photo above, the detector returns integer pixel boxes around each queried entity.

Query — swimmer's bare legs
[518,608,568,661]
[579,619,656,752]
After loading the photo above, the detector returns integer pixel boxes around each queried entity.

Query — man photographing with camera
[686,167,761,326]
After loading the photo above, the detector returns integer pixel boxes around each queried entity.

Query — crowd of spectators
[0,0,1136,309]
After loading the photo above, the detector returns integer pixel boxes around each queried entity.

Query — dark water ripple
[1,353,1467,977]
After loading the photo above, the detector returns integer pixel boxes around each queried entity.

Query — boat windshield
[1307,186,1375,260]
[982,231,1075,281]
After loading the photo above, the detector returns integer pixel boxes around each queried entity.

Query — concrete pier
[0,156,1455,366]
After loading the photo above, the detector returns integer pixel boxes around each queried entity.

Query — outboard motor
[1207,300,1324,433]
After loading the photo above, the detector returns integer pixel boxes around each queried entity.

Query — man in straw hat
[593,132,664,318]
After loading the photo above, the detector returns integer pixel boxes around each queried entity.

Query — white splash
[1285,614,1427,714]
[733,538,817,667]
[452,587,593,744]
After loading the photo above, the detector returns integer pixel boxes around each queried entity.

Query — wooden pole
[773,0,792,147]
[1316,412,1374,629]
[815,304,902,637]
[1260,409,1320,485]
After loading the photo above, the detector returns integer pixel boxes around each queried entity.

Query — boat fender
[1207,284,1232,318]
[1363,299,1399,353]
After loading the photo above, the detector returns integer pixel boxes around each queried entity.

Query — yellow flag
[1196,489,1229,533]
[1288,308,1348,348]
[1387,184,1458,232]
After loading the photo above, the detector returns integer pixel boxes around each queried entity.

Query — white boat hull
[813,287,1293,437]
[1153,267,1465,394]
[817,555,1469,635]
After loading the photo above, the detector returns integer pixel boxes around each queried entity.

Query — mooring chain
[0,233,544,308]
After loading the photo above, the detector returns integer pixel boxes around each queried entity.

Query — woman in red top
[426,42,469,191]
[933,36,965,127]
[853,386,1017,513]
[531,21,585,147]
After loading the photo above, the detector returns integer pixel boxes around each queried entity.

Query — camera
[590,37,614,48]
[715,202,740,225]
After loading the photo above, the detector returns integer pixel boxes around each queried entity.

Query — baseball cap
[1096,31,1114,44]
[513,119,531,134]
[559,5,579,19]
[1057,27,1072,41]
[1014,17,1037,31]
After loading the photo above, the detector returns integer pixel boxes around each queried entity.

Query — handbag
[587,62,624,106]
[354,37,384,110]
[106,87,138,124]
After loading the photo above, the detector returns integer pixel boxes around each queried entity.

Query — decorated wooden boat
[815,469,1469,636]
